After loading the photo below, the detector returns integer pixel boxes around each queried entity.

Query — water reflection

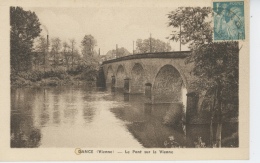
[82,105,96,124]
[109,99,187,148]
[11,86,238,148]
[11,88,42,148]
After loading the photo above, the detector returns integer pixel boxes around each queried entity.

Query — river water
[11,85,238,148]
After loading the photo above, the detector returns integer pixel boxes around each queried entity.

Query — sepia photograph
[0,0,250,161]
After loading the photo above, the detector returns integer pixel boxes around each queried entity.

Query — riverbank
[11,67,98,87]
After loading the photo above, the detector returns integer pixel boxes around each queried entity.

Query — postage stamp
[213,1,245,41]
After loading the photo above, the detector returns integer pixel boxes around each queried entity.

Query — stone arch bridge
[101,51,200,117]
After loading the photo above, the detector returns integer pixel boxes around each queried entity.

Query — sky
[23,1,210,55]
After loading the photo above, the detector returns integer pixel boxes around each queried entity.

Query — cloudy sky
[24,1,210,54]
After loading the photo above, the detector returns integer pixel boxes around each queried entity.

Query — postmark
[213,1,245,41]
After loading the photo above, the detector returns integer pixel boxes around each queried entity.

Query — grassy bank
[11,66,98,87]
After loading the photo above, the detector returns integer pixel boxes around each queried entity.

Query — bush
[67,65,84,76]
[43,68,68,80]
[44,77,60,86]
[80,68,98,81]
[11,64,99,87]
[12,76,32,87]
[68,64,98,81]
[14,68,68,82]
[17,71,41,82]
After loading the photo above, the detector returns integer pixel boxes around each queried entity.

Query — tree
[168,7,212,49]
[72,48,81,66]
[188,41,239,147]
[81,35,97,58]
[135,38,171,54]
[62,41,70,69]
[69,39,76,69]
[168,7,239,147]
[117,47,131,58]
[50,37,61,68]
[33,36,48,69]
[10,7,42,72]
[106,47,131,59]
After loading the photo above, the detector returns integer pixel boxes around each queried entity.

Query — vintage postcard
[0,0,249,161]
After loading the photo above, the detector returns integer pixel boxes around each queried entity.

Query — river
[11,85,238,148]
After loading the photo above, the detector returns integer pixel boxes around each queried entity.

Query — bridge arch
[116,65,126,88]
[152,64,187,107]
[106,65,114,83]
[130,63,146,93]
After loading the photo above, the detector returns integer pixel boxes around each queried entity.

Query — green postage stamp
[213,1,245,41]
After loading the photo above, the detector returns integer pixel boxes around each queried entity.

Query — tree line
[10,7,101,87]
[33,34,100,71]
[135,38,171,54]
[10,6,100,74]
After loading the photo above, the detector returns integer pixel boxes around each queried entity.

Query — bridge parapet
[102,51,191,65]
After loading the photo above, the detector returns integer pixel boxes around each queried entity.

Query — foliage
[81,35,97,58]
[164,136,180,148]
[168,7,239,147]
[194,137,206,148]
[69,56,100,80]
[33,36,48,68]
[10,6,42,72]
[62,41,71,69]
[80,65,98,81]
[168,7,239,120]
[198,42,239,148]
[11,65,99,87]
[106,47,131,59]
[135,38,171,54]
[168,7,212,48]
[43,68,68,80]
[13,68,68,82]
[44,77,61,86]
[187,41,239,119]
[10,8,101,87]
[69,39,76,68]
[34,37,81,70]
[50,37,62,67]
